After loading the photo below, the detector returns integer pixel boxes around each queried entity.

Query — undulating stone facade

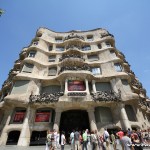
[0,28,150,146]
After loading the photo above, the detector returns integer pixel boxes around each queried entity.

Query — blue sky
[0,0,150,97]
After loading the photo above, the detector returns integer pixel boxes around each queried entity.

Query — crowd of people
[45,128,150,150]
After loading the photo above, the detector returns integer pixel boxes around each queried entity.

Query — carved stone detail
[64,33,84,41]
[29,92,64,103]
[91,90,121,102]
[59,54,84,62]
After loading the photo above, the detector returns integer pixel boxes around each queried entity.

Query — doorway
[59,110,90,143]
[6,131,20,145]
[30,131,47,146]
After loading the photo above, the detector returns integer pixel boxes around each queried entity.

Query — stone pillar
[85,78,90,94]
[0,107,14,145]
[53,108,62,132]
[18,106,32,146]
[87,108,98,131]
[92,80,96,93]
[119,103,131,130]
[110,79,118,93]
[64,79,68,96]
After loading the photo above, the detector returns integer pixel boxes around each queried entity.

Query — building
[0,28,150,146]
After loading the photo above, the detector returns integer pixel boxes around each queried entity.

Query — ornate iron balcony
[67,92,87,96]
[91,90,121,102]
[59,54,84,62]
[29,92,64,103]
[64,33,85,41]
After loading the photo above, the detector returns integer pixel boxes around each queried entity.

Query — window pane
[56,46,64,51]
[92,68,101,75]
[28,51,36,58]
[42,85,61,93]
[88,55,99,61]
[82,45,91,51]
[95,82,111,91]
[121,79,131,92]
[48,67,57,76]
[125,105,136,121]
[22,63,34,73]
[114,63,122,72]
[49,56,56,62]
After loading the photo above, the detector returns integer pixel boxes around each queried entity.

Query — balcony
[91,90,121,102]
[59,64,91,74]
[59,54,84,62]
[67,92,87,96]
[66,45,81,51]
[64,33,85,42]
[29,92,64,103]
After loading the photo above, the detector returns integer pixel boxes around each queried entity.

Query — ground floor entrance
[59,110,90,143]
[6,131,20,145]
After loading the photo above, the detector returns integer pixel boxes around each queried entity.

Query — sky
[0,0,150,97]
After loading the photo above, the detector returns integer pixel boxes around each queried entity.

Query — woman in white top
[61,131,66,150]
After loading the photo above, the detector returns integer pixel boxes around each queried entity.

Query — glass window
[11,80,30,94]
[42,85,61,93]
[28,50,36,58]
[49,45,53,51]
[97,44,102,49]
[87,35,93,41]
[68,80,85,91]
[32,41,38,45]
[91,68,101,75]
[48,55,56,62]
[56,46,64,51]
[95,82,111,91]
[106,42,111,47]
[35,109,51,122]
[88,55,99,62]
[55,37,63,42]
[114,63,122,72]
[82,45,91,51]
[22,63,34,73]
[125,105,137,121]
[48,67,57,76]
[121,79,131,92]
[12,109,26,123]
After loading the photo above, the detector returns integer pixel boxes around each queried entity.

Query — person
[53,129,57,149]
[87,131,91,150]
[74,128,80,150]
[47,130,53,150]
[82,130,88,150]
[91,130,98,150]
[61,131,66,150]
[110,131,116,150]
[121,130,133,150]
[56,131,60,149]
[116,128,124,150]
[103,129,110,150]
[70,130,75,150]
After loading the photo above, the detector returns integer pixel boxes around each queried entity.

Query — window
[82,45,91,51]
[95,107,113,123]
[48,67,57,76]
[11,80,30,94]
[106,42,111,47]
[97,44,102,49]
[88,55,99,62]
[32,41,38,45]
[48,55,56,62]
[12,108,26,123]
[114,63,122,72]
[55,37,63,42]
[42,85,61,93]
[121,79,131,92]
[49,45,53,51]
[110,50,116,58]
[91,67,101,75]
[35,109,51,122]
[125,105,137,121]
[95,82,111,91]
[56,46,64,51]
[28,50,36,58]
[22,63,34,73]
[68,80,85,91]
[87,35,93,41]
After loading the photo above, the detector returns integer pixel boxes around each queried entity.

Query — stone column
[92,80,96,93]
[87,108,98,131]
[85,79,90,94]
[110,79,118,93]
[53,108,62,132]
[18,106,32,146]
[0,107,14,145]
[119,103,131,130]
[64,79,68,96]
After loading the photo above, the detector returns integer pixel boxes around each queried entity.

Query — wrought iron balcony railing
[59,54,84,62]
[64,33,85,41]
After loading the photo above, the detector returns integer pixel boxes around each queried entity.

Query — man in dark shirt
[74,128,80,150]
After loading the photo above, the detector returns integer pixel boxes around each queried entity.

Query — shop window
[11,80,30,94]
[91,67,101,75]
[114,63,122,72]
[125,105,137,122]
[87,35,93,41]
[55,37,63,42]
[82,45,91,51]
[88,55,99,62]
[28,50,36,58]
[35,109,51,122]
[95,82,111,91]
[56,46,64,51]
[68,80,85,91]
[22,63,34,73]
[12,108,26,123]
[48,55,56,62]
[95,107,113,123]
[48,67,57,76]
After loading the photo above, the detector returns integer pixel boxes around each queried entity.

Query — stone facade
[0,28,150,146]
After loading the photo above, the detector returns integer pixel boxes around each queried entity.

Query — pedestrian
[91,130,98,150]
[61,131,66,150]
[47,130,53,150]
[70,129,75,150]
[103,128,110,150]
[74,128,80,150]
[110,131,116,150]
[56,131,60,149]
[87,131,91,150]
[116,128,124,150]
[82,130,88,150]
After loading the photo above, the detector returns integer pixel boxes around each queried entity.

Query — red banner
[13,112,25,123]
[35,112,50,122]
[68,80,85,91]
